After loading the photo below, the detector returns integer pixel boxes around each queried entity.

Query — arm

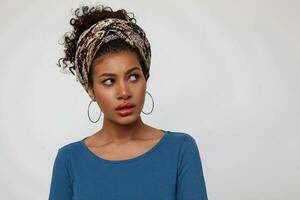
[176,135,208,200]
[48,148,73,200]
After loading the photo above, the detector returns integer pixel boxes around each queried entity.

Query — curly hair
[57,4,150,89]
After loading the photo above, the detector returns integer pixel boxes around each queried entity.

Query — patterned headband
[74,18,151,93]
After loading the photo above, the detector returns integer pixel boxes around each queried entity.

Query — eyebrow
[98,67,141,78]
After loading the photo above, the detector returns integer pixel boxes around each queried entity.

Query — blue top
[48,130,208,200]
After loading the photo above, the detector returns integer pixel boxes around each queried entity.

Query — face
[87,51,147,125]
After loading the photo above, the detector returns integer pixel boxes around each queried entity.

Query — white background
[0,0,299,199]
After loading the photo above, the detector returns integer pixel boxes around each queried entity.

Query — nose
[117,80,131,100]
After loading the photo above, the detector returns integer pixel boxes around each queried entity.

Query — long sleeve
[176,135,208,200]
[48,148,73,200]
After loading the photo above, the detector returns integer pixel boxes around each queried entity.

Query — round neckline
[80,129,168,164]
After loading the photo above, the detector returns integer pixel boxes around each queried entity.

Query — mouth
[115,106,135,117]
[115,102,135,110]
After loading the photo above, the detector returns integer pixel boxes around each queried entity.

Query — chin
[116,115,139,125]
[105,112,140,126]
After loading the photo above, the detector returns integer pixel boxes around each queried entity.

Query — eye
[129,74,140,81]
[102,79,114,86]
[101,74,139,86]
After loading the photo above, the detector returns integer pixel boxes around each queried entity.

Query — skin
[85,50,165,161]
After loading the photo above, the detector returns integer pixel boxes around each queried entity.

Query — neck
[99,116,149,143]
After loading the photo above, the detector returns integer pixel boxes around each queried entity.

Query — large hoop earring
[87,100,102,123]
[142,91,154,115]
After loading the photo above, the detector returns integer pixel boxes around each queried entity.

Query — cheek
[136,84,147,104]
[141,85,147,96]
[94,90,114,112]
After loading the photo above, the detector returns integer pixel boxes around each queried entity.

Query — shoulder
[167,131,203,163]
[167,131,197,148]
[56,138,83,158]
[166,130,197,145]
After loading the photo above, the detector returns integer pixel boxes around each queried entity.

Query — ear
[87,85,95,101]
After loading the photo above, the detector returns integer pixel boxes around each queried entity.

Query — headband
[74,18,151,93]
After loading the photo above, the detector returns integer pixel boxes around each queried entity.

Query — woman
[49,4,208,200]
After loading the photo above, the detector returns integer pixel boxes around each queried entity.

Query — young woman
[49,4,208,200]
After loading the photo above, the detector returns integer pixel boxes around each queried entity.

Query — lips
[115,102,135,110]
[115,102,135,117]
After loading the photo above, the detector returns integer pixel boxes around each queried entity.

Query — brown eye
[102,79,114,86]
[129,74,139,81]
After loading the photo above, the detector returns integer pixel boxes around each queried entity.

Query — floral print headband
[74,18,151,93]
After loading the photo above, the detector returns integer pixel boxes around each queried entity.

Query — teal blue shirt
[48,130,208,199]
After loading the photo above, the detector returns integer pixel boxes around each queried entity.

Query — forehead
[92,51,141,75]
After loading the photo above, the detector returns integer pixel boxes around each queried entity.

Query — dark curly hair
[57,4,150,89]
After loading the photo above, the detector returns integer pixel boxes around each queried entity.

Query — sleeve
[48,148,73,200]
[176,135,208,200]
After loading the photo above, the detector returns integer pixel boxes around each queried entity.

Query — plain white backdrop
[0,0,299,199]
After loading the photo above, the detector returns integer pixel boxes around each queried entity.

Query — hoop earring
[142,91,154,115]
[87,100,102,123]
